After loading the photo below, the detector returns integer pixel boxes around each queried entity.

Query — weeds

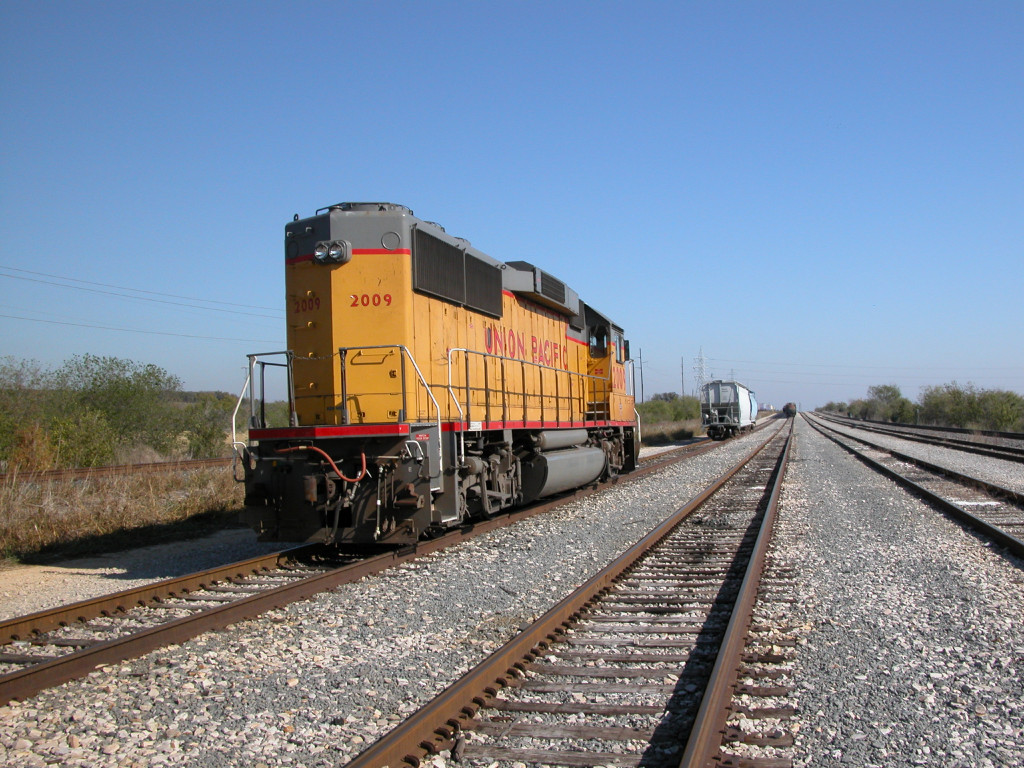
[640,419,701,446]
[0,467,244,564]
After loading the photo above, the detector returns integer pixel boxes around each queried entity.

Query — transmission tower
[692,348,708,394]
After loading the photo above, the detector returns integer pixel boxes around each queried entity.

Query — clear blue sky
[2,1,1021,410]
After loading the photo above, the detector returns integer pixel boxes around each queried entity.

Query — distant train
[700,380,758,440]
[782,402,798,417]
[235,202,637,545]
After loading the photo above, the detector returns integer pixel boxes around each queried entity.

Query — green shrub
[637,393,700,424]
[834,382,1024,432]
[54,354,184,455]
[49,407,118,467]
[0,355,239,470]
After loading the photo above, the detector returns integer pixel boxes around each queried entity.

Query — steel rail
[344,423,788,768]
[0,540,456,706]
[0,545,320,643]
[806,415,1024,558]
[814,412,1024,463]
[0,457,233,485]
[816,411,1024,443]
[677,422,794,767]
[806,415,1024,507]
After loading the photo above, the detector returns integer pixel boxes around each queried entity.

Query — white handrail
[447,348,468,465]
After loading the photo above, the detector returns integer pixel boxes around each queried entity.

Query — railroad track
[0,431,733,706]
[344,421,794,768]
[0,457,233,485]
[806,414,1024,557]
[814,412,1024,464]
[0,544,342,705]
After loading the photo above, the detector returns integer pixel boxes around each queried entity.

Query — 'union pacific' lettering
[484,323,568,369]
[530,337,569,370]
[484,324,527,359]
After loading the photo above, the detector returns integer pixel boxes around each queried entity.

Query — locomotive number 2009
[293,297,321,313]
[350,294,392,307]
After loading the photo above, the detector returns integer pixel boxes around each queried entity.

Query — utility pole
[638,347,644,403]
[680,357,685,397]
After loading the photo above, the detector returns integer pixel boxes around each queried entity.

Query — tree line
[820,383,1024,432]
[636,392,701,424]
[0,355,237,472]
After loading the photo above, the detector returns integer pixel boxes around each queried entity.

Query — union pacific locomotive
[235,203,637,544]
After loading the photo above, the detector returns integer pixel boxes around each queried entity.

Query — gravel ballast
[0,432,771,767]
[2,417,1022,767]
[809,416,1024,494]
[777,417,1024,766]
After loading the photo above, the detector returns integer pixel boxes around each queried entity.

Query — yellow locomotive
[237,203,637,544]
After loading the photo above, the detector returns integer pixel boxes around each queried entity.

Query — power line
[0,265,282,311]
[0,312,282,344]
[705,356,1019,372]
[0,266,284,318]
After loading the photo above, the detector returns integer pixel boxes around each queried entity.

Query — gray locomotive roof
[293,203,622,328]
[502,260,581,318]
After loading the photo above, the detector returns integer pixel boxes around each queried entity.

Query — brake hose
[275,445,368,483]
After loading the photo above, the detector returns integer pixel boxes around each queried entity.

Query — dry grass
[0,467,244,564]
[640,419,703,446]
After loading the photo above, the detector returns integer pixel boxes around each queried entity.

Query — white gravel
[776,417,1024,766]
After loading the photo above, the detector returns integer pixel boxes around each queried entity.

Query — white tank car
[700,380,758,439]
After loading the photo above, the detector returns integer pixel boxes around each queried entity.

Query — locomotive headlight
[328,241,348,262]
[312,240,352,264]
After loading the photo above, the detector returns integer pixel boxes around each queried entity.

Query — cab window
[589,326,608,358]
[614,331,625,363]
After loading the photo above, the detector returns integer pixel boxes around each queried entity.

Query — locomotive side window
[614,331,625,363]
[589,326,608,357]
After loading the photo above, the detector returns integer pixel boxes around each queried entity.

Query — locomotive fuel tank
[520,446,607,503]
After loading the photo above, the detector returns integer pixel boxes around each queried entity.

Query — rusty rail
[344,423,790,768]
[806,414,1024,558]
[0,457,232,485]
[678,422,794,767]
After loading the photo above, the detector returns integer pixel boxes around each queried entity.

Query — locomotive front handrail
[242,350,298,430]
[230,368,251,482]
